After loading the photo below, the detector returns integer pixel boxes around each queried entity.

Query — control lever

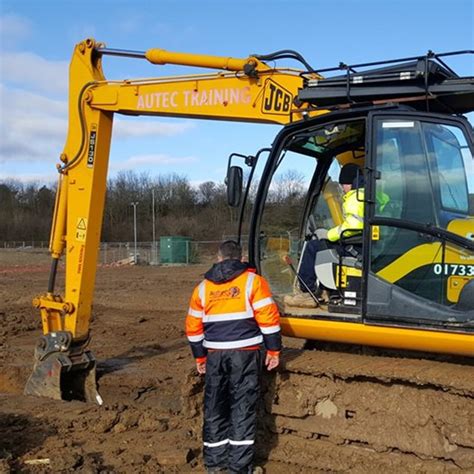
[283,255,321,306]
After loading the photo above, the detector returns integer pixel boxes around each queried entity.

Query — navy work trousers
[203,349,261,473]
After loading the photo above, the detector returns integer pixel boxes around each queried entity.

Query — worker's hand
[315,228,328,240]
[265,353,280,371]
[196,360,206,375]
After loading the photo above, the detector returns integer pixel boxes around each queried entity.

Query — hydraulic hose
[48,258,59,293]
[59,81,97,172]
[253,49,314,72]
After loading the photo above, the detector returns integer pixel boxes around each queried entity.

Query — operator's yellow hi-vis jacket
[185,267,281,362]
[327,188,390,242]
[327,188,365,241]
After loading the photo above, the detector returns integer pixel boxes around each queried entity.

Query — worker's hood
[204,259,248,284]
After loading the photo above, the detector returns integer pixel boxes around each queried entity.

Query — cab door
[364,111,474,327]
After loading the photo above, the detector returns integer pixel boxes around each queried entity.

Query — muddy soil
[0,252,296,473]
[1,249,473,473]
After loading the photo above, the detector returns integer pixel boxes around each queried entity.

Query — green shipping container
[160,236,192,264]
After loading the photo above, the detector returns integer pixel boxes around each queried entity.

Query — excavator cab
[254,114,367,313]
[252,105,474,342]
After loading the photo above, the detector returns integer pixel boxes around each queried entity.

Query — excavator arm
[24,38,322,402]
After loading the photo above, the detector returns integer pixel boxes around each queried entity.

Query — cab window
[424,123,472,215]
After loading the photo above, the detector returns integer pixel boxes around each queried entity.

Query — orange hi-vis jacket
[185,268,281,362]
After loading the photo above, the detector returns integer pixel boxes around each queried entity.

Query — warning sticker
[371,225,380,241]
[77,244,85,274]
[76,217,87,242]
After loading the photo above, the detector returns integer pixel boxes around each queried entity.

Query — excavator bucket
[24,332,103,404]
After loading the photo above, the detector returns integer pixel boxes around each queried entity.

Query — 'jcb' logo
[262,79,292,115]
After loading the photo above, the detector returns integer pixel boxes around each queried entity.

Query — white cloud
[0,83,198,166]
[0,14,32,44]
[0,51,68,95]
[0,84,67,163]
[111,153,198,171]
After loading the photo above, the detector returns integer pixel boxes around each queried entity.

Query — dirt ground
[0,249,295,473]
[1,248,473,473]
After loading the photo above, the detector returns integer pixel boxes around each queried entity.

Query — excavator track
[256,347,474,471]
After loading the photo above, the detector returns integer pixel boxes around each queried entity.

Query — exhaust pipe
[24,331,103,404]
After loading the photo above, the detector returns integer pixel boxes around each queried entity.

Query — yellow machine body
[25,38,473,402]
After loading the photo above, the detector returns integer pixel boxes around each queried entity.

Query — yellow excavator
[24,39,474,403]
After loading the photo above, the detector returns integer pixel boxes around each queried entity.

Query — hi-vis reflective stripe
[187,334,204,342]
[203,439,255,448]
[203,335,263,349]
[203,311,252,323]
[246,273,256,310]
[188,308,203,318]
[198,281,206,306]
[351,214,364,223]
[260,325,280,335]
[229,439,255,446]
[252,296,274,310]
[203,439,229,447]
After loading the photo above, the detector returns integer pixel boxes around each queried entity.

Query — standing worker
[185,240,281,474]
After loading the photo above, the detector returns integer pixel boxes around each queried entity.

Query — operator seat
[314,231,363,291]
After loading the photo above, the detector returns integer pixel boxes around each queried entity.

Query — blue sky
[1,0,473,186]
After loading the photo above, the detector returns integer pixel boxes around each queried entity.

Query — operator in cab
[185,240,281,474]
[285,163,365,308]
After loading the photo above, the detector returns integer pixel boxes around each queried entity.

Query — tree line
[0,169,307,244]
[0,172,231,243]
[5,170,472,245]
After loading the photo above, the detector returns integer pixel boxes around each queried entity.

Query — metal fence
[2,241,49,249]
[98,241,224,265]
[0,240,239,265]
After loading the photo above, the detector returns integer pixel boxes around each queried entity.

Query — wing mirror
[226,166,243,208]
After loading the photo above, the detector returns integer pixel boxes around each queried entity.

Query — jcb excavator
[24,39,474,406]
